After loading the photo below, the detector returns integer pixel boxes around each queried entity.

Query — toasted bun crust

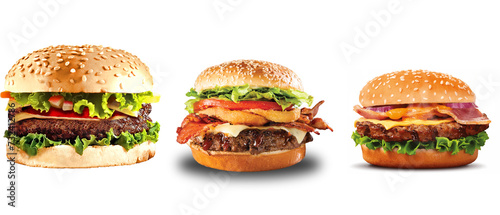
[359,70,475,107]
[194,59,304,92]
[5,45,153,93]
[8,141,155,168]
[361,145,478,168]
[188,141,305,172]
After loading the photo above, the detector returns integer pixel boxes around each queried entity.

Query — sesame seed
[65,61,70,66]
[69,79,75,84]
[82,75,87,82]
[54,66,61,71]
[57,59,64,63]
[70,68,76,73]
[97,80,106,84]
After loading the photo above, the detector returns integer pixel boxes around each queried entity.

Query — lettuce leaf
[184,84,313,113]
[4,121,160,156]
[10,91,159,119]
[351,131,488,155]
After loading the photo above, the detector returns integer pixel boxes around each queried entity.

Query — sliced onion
[365,105,397,113]
[444,103,478,109]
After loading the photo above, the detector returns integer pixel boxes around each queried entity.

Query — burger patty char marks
[10,104,152,141]
[356,121,489,143]
[192,129,313,155]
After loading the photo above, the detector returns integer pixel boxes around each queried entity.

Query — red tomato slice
[1,91,12,99]
[193,99,292,112]
[23,107,124,119]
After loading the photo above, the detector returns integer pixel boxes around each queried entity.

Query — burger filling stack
[3,45,160,168]
[176,59,332,172]
[352,70,490,168]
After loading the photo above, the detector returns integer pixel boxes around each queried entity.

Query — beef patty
[192,128,313,155]
[355,120,489,143]
[9,104,152,141]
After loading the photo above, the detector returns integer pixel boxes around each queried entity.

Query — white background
[1,0,500,214]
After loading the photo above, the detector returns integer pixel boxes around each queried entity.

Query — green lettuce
[184,84,313,113]
[4,121,160,156]
[351,131,488,155]
[10,91,160,119]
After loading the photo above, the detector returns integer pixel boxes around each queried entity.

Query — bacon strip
[176,114,223,144]
[354,105,387,120]
[436,106,491,125]
[354,105,491,125]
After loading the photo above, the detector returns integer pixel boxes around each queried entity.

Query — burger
[352,70,490,168]
[176,59,332,172]
[3,45,160,168]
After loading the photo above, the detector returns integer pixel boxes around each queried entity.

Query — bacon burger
[3,45,160,168]
[176,59,332,172]
[352,70,490,168]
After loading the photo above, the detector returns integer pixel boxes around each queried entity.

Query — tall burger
[3,45,160,168]
[352,70,490,168]
[176,59,332,172]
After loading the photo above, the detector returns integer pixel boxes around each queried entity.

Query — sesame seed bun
[359,70,475,107]
[360,145,478,168]
[4,45,153,93]
[187,141,305,172]
[8,141,155,168]
[194,59,304,92]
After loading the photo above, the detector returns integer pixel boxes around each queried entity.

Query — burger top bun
[359,70,475,107]
[194,59,304,92]
[4,45,153,93]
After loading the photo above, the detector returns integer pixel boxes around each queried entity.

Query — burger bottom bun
[187,141,305,172]
[8,141,155,168]
[361,145,478,169]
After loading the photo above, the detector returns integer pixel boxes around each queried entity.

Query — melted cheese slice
[209,123,308,143]
[355,118,454,130]
[14,112,127,122]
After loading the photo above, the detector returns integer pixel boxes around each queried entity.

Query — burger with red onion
[176,59,332,172]
[3,45,160,168]
[352,70,490,168]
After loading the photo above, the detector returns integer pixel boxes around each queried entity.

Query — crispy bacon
[436,106,491,125]
[354,105,387,120]
[310,118,333,131]
[354,104,491,125]
[176,114,224,144]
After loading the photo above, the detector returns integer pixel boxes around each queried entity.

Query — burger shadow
[351,162,486,171]
[178,152,320,181]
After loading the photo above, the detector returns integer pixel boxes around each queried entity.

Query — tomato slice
[193,99,292,112]
[23,107,124,119]
[1,91,12,99]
